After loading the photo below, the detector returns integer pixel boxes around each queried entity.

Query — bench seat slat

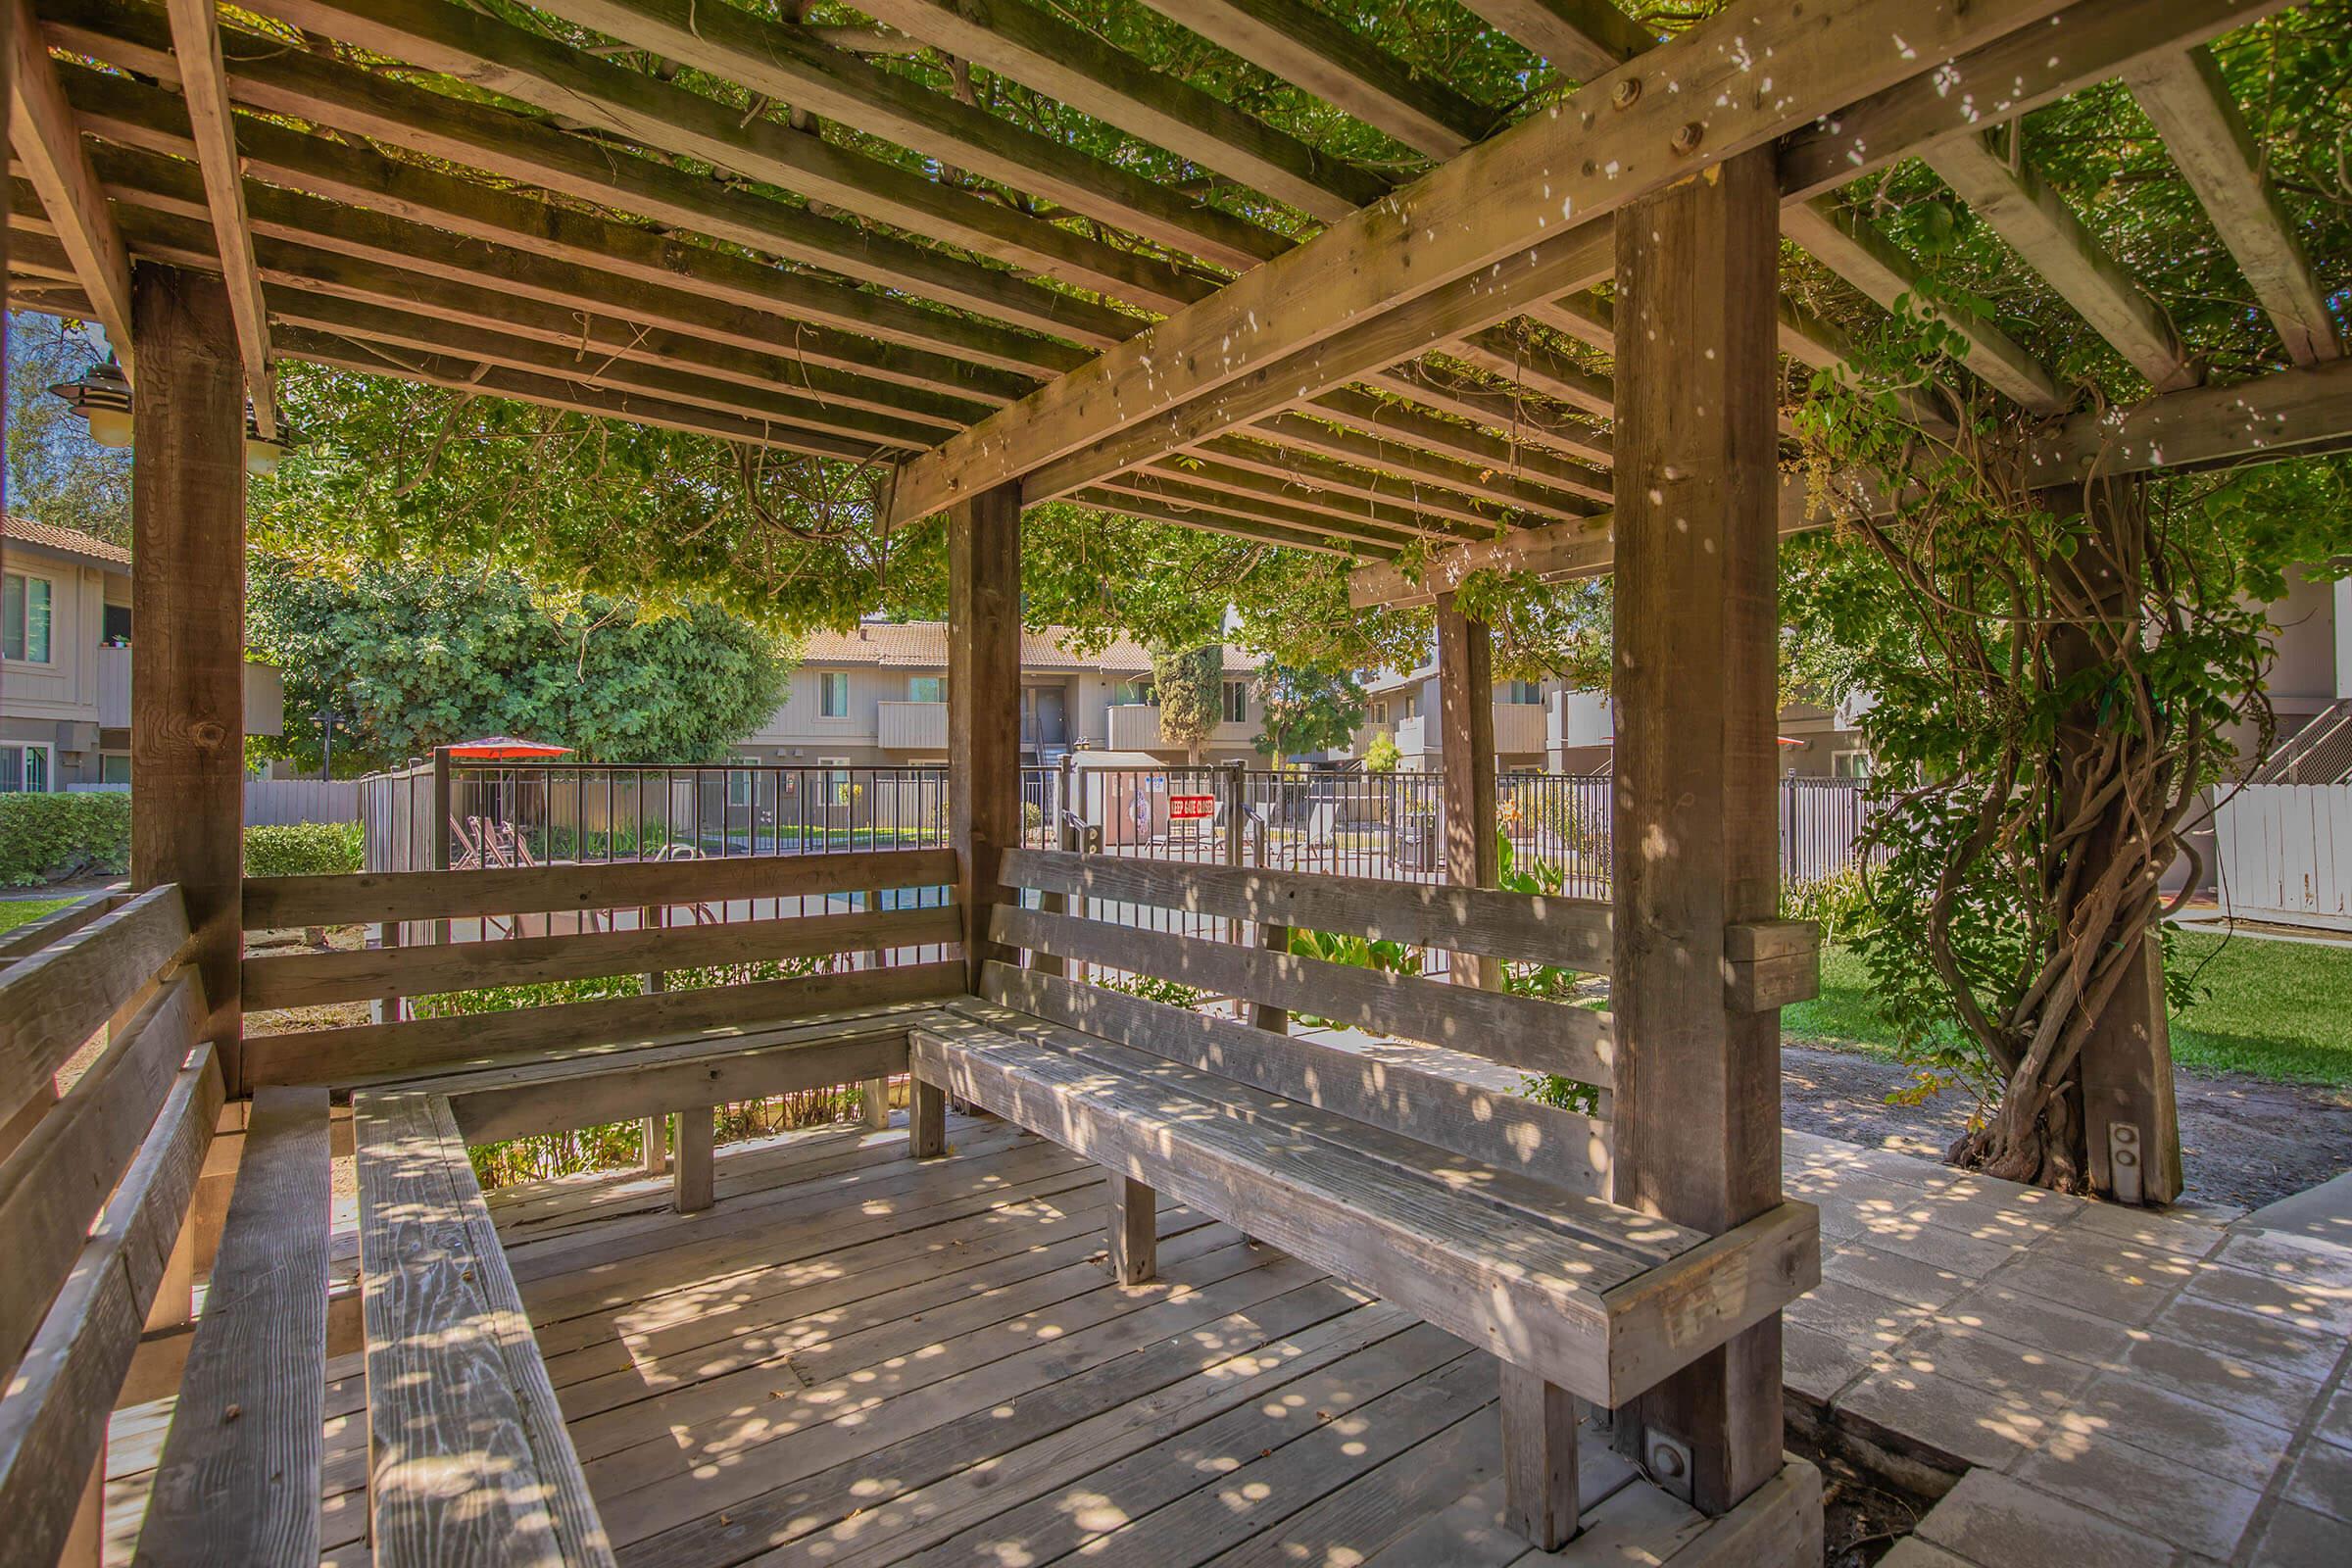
[356,1092,615,1568]
[139,1086,333,1565]
[913,1014,1680,1404]
[1000,848,1612,974]
[976,962,1611,1199]
[992,905,1613,1087]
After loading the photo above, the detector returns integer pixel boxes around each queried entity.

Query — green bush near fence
[244,821,365,877]
[0,791,133,886]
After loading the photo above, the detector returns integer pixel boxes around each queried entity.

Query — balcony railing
[1493,701,1546,755]
[1106,703,1166,751]
[96,644,286,735]
[877,700,948,752]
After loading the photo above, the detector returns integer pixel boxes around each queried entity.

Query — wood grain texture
[671,1107,713,1215]
[136,1087,332,1566]
[978,963,1611,1196]
[949,482,1023,989]
[0,971,203,1378]
[356,1092,615,1567]
[1105,1172,1155,1285]
[242,846,956,928]
[1500,1363,1580,1551]
[1000,849,1610,973]
[244,904,961,1009]
[244,960,963,1087]
[131,265,249,1089]
[1437,595,1500,991]
[0,1047,221,1567]
[0,884,188,1126]
[992,905,1613,1086]
[7,0,136,369]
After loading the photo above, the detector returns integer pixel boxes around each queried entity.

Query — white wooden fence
[2215,783,2352,931]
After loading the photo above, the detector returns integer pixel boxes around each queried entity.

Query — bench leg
[862,1075,893,1131]
[672,1107,713,1213]
[1106,1174,1155,1285]
[640,1115,668,1175]
[909,1076,947,1157]
[1501,1365,1581,1550]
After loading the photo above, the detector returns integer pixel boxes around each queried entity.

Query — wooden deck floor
[105,1112,1740,1567]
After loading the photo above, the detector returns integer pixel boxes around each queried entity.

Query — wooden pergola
[2,0,2345,1563]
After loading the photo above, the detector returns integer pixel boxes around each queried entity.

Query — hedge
[1,794,364,884]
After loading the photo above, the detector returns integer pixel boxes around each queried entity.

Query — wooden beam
[7,0,133,372]
[1311,386,1614,504]
[1246,410,1602,520]
[162,0,271,433]
[1195,431,1530,533]
[1166,0,1498,159]
[1083,478,1403,558]
[236,0,1218,314]
[1437,594,1499,992]
[1114,464,1440,549]
[517,0,1290,274]
[2124,45,2340,367]
[1454,0,1650,80]
[948,481,1023,990]
[131,265,246,1092]
[1609,144,1788,1516]
[1925,130,2199,392]
[1361,364,1615,472]
[884,0,2072,524]
[1781,197,2067,414]
[51,0,1141,348]
[849,0,1393,220]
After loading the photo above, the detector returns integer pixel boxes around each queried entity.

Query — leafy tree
[1252,664,1367,760]
[245,556,791,772]
[1363,733,1402,773]
[6,314,129,547]
[1149,644,1225,763]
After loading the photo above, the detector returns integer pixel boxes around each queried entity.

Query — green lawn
[0,897,76,938]
[1784,929,2352,1088]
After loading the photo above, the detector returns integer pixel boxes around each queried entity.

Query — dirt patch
[1783,1042,2352,1212]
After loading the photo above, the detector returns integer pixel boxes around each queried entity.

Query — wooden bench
[906,849,1822,1549]
[0,885,340,1565]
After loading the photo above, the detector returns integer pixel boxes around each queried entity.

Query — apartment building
[1,517,283,791]
[738,621,1265,767]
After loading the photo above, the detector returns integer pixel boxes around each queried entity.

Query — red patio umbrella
[447,735,574,760]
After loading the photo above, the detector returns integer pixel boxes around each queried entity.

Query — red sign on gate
[1168,794,1217,820]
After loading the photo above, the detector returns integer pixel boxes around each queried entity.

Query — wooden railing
[240,847,964,1088]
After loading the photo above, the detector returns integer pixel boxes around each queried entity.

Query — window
[1402,693,1420,721]
[906,675,945,703]
[726,761,755,808]
[1371,702,1389,725]
[1833,750,1874,779]
[1112,679,1153,706]
[817,757,853,804]
[1496,680,1544,705]
[101,754,131,786]
[0,744,54,793]
[818,670,851,717]
[1222,682,1248,723]
[4,572,54,663]
[102,602,132,645]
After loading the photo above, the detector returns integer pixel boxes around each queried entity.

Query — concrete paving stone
[1934,1283,2139,1367]
[1890,1322,2099,1410]
[2058,1373,2299,1477]
[2216,1229,2352,1292]
[2145,1293,2349,1384]
[2069,1201,2230,1258]
[2018,1427,2266,1559]
[1785,1277,1933,1355]
[1913,1182,2082,1240]
[1789,1170,1940,1235]
[1850,1214,2029,1279]
[1914,1469,2175,1568]
[1836,1364,2050,1472]
[1874,1541,1975,1568]
[1782,1320,1882,1406]
[1995,1248,2187,1328]
[2182,1255,2352,1336]
[1821,1239,1978,1312]
[2248,1500,2352,1567]
[2280,1437,2352,1525]
[2315,1385,2352,1450]
[2121,1332,2329,1432]
[2242,1169,2352,1252]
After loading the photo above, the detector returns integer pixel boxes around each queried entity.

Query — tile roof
[3,515,131,567]
[800,622,1259,674]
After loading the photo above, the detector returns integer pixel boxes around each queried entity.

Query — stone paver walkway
[1785,1131,2352,1567]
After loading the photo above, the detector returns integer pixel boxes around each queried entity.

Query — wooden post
[1105,1173,1155,1285]
[1501,1363,1581,1549]
[131,264,247,1093]
[671,1105,713,1213]
[909,1077,947,1157]
[948,480,1022,991]
[1609,149,1788,1517]
[1438,593,1498,989]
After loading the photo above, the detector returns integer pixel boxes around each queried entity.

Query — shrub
[1783,864,1879,947]
[1363,733,1401,772]
[244,821,365,877]
[0,792,132,886]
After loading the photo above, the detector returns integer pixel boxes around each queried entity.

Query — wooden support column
[908,1077,947,1157]
[861,1076,893,1130]
[671,1105,713,1212]
[1105,1173,1155,1285]
[131,264,247,1093]
[1501,1362,1581,1549]
[1609,150,1788,1517]
[948,480,1023,991]
[1438,593,1498,989]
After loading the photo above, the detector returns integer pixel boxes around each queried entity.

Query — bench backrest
[0,884,220,1563]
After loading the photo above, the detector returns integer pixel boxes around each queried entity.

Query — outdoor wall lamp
[48,354,298,474]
